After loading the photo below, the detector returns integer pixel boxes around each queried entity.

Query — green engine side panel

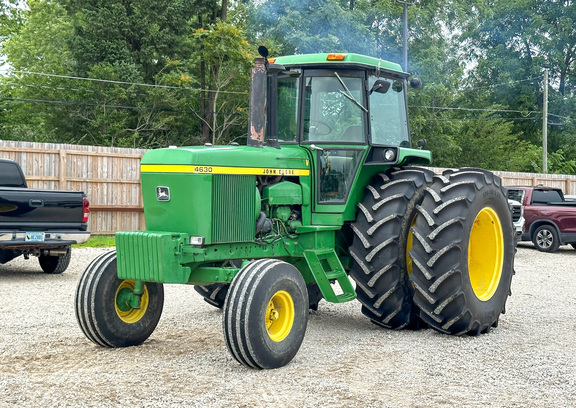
[140,145,312,244]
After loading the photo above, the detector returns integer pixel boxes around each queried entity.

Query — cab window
[303,75,366,143]
[277,76,300,142]
[369,76,409,146]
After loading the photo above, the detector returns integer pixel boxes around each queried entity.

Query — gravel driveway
[1,244,575,407]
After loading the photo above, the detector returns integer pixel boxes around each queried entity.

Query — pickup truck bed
[0,158,90,273]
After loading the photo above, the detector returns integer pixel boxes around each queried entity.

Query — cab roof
[272,53,405,75]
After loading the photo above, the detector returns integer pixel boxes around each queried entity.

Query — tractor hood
[140,145,311,176]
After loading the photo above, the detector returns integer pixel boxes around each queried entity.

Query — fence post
[59,149,67,190]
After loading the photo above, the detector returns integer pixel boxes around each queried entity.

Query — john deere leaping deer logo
[156,186,170,202]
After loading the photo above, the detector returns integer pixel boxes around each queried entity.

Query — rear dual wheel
[223,259,309,369]
[349,167,434,329]
[409,168,515,335]
[75,250,164,347]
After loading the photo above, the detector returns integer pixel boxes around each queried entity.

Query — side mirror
[370,79,391,94]
[417,139,427,149]
[409,77,423,89]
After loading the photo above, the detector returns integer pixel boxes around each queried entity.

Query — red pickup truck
[506,186,576,252]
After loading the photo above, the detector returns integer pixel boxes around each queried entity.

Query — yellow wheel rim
[115,280,150,324]
[468,207,504,301]
[265,290,294,342]
[406,215,417,276]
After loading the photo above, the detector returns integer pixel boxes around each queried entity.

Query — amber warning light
[327,54,346,61]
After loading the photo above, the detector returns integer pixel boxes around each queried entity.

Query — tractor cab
[251,53,430,221]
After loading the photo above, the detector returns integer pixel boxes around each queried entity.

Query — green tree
[459,0,576,172]
[193,22,252,145]
[1,0,251,147]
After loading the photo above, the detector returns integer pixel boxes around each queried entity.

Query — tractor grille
[212,174,256,244]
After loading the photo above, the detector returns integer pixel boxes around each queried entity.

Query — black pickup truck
[0,158,90,273]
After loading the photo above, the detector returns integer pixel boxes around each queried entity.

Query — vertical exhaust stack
[247,57,267,148]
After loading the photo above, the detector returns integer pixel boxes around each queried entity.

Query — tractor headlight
[383,148,397,161]
[189,236,205,246]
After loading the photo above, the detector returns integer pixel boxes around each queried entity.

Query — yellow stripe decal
[141,164,310,176]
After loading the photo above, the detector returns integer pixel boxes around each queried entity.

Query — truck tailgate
[0,188,86,230]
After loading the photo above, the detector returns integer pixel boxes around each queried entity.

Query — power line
[1,97,243,116]
[410,105,540,116]
[458,75,543,93]
[423,117,540,122]
[10,70,248,95]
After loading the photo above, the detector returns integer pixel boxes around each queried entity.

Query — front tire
[532,225,560,253]
[39,247,71,274]
[223,259,309,369]
[349,167,434,329]
[409,169,515,335]
[75,250,164,347]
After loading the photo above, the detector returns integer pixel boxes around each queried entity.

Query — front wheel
[75,250,164,347]
[532,225,560,253]
[409,168,515,335]
[223,259,309,369]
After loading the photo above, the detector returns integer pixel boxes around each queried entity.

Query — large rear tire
[409,168,515,335]
[223,259,309,369]
[75,250,164,347]
[349,167,434,329]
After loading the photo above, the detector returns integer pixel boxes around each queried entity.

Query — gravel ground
[1,244,575,408]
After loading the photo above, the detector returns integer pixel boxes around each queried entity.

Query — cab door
[299,70,369,219]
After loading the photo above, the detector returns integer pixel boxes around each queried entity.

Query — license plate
[25,232,45,242]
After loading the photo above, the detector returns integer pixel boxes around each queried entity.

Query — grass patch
[73,235,116,248]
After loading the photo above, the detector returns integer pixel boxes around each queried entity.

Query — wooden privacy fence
[0,140,146,235]
[1,140,576,235]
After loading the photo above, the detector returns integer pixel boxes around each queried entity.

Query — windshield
[369,76,409,146]
[303,74,366,143]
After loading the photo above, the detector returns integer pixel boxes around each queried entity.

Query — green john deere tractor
[75,50,515,369]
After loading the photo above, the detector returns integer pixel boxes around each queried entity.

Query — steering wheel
[308,120,332,137]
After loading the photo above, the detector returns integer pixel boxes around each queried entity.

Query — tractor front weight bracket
[128,280,145,309]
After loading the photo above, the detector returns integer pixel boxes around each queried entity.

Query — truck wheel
[349,167,434,329]
[75,250,164,347]
[223,259,309,369]
[532,225,560,253]
[39,247,71,274]
[409,168,515,335]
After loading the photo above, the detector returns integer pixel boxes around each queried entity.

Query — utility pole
[396,0,416,72]
[542,69,548,174]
